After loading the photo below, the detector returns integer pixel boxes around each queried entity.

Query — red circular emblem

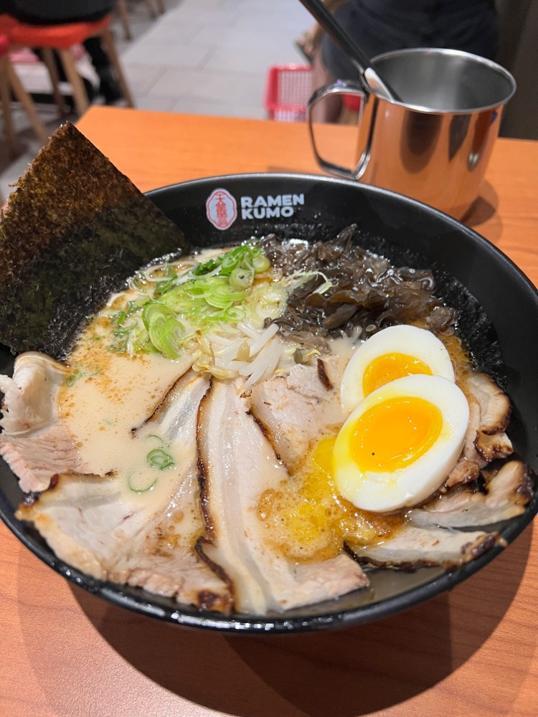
[206,188,238,230]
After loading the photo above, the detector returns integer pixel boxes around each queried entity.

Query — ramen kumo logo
[240,193,304,220]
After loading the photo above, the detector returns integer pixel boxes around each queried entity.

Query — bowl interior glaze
[0,173,536,633]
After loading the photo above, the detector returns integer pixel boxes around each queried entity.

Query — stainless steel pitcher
[308,48,516,218]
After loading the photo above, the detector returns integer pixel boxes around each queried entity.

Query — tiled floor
[1,0,310,196]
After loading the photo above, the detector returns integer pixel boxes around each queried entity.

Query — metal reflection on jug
[308,48,516,219]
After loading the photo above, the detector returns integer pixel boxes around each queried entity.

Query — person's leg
[311,2,362,123]
[82,36,109,71]
[295,0,344,63]
[310,48,342,123]
[83,36,122,103]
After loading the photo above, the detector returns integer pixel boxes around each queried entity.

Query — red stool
[0,31,47,155]
[7,15,134,116]
[0,15,17,33]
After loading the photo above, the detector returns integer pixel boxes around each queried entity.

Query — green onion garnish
[110,243,274,361]
[146,448,175,470]
[230,266,254,290]
[127,474,158,493]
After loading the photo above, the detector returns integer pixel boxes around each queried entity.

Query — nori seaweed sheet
[0,123,188,358]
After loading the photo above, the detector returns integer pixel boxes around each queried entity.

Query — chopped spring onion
[252,253,271,274]
[109,243,281,366]
[142,302,185,359]
[146,448,175,470]
[111,297,152,353]
[142,302,174,326]
[220,247,245,275]
[203,282,245,309]
[127,473,158,493]
[230,266,254,290]
[192,243,268,278]
[193,256,220,276]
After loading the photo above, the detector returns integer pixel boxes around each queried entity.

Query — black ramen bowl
[1,173,537,633]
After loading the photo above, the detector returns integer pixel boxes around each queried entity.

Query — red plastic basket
[264,64,312,122]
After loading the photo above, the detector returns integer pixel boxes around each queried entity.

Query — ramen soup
[0,235,532,615]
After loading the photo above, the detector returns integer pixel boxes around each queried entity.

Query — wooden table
[1,107,536,717]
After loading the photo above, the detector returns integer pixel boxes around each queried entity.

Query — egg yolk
[257,436,401,562]
[350,396,442,472]
[362,352,432,396]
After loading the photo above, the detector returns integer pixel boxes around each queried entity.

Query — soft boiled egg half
[340,324,455,414]
[333,374,469,512]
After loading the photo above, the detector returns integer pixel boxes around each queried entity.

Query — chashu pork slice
[249,356,346,471]
[445,372,513,489]
[350,525,498,570]
[0,353,81,492]
[18,371,231,611]
[198,379,367,614]
[409,460,533,529]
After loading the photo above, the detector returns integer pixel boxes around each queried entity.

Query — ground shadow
[59,527,533,717]
[462,180,502,243]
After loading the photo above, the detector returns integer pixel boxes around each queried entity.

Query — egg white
[334,374,469,512]
[340,324,455,414]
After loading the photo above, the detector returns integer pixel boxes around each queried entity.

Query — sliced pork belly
[18,372,231,611]
[445,372,513,489]
[0,353,81,491]
[198,380,367,614]
[467,372,511,434]
[249,356,346,471]
[350,525,497,569]
[0,352,66,433]
[446,457,482,490]
[18,472,141,578]
[409,460,532,529]
[445,392,482,488]
[474,430,513,463]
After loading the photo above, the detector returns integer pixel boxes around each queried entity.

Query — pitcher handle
[307,80,368,180]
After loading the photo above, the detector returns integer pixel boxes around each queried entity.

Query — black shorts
[322,0,498,80]
[0,0,113,24]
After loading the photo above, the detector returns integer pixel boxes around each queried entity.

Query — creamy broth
[59,324,192,508]
[56,269,470,547]
[57,248,233,508]
[0,180,528,617]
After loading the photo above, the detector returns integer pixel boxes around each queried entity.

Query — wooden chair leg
[57,48,89,116]
[0,55,17,155]
[5,58,48,144]
[116,0,132,41]
[41,48,68,116]
[100,28,135,108]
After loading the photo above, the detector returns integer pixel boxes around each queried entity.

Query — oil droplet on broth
[257,436,402,563]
